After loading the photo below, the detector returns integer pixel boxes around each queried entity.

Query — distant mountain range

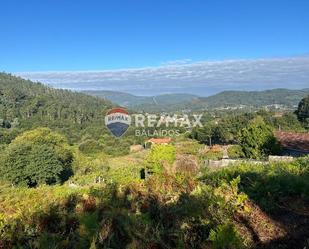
[82,90,199,110]
[83,88,309,112]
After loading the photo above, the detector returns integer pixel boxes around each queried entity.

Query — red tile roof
[275,131,309,152]
[147,138,172,144]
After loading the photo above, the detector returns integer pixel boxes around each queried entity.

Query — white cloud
[160,59,193,66]
[16,56,309,96]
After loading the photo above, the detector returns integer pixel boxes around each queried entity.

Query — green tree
[0,128,73,186]
[238,116,281,159]
[296,95,309,122]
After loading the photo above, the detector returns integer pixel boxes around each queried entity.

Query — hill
[84,88,309,112]
[82,90,151,106]
[82,90,198,110]
[198,88,309,108]
[0,73,112,141]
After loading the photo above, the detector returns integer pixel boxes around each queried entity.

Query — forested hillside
[0,73,112,142]
[83,88,309,112]
[164,88,309,112]
[199,88,309,108]
[82,90,198,109]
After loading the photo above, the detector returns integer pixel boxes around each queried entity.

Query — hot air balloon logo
[105,108,131,137]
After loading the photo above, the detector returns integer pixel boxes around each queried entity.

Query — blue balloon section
[107,122,130,137]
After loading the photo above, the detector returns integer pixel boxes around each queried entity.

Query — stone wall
[205,155,294,168]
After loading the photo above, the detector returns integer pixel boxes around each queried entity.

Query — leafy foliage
[296,95,309,122]
[0,72,112,143]
[203,156,309,211]
[227,145,245,159]
[238,116,281,159]
[79,139,103,154]
[145,144,176,173]
[203,145,224,160]
[0,128,73,186]
[0,173,247,249]
[209,223,244,249]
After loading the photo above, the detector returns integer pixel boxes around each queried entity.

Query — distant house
[145,138,172,147]
[275,131,309,156]
[273,112,284,118]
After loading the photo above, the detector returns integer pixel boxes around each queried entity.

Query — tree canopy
[296,95,309,122]
[238,116,281,159]
[0,128,73,186]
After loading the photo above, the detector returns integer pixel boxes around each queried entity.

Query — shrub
[0,171,249,248]
[209,223,244,249]
[100,136,131,156]
[238,116,281,159]
[0,128,73,187]
[203,156,309,211]
[175,140,203,155]
[296,95,309,122]
[204,151,223,160]
[145,144,176,174]
[78,139,103,154]
[173,155,200,175]
[227,145,245,159]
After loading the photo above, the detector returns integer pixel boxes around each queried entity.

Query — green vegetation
[83,90,198,111]
[85,88,309,112]
[1,156,308,248]
[0,173,248,249]
[296,95,309,128]
[209,223,244,249]
[238,116,281,159]
[199,88,309,109]
[227,145,245,159]
[0,72,309,248]
[145,144,176,174]
[203,156,309,211]
[0,73,112,143]
[191,109,307,148]
[78,139,103,154]
[0,128,73,186]
[203,145,224,160]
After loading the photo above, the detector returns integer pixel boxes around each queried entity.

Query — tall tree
[296,95,309,122]
[238,116,281,159]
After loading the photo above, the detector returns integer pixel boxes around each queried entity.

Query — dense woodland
[0,73,113,142]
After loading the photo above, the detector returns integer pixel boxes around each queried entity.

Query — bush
[145,144,176,174]
[175,140,203,155]
[78,139,103,154]
[296,95,309,122]
[203,156,309,211]
[227,145,245,159]
[0,128,73,187]
[204,151,223,160]
[0,173,248,249]
[238,116,281,159]
[174,155,200,175]
[209,223,244,249]
[202,146,223,160]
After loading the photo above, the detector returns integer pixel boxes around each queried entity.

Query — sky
[1,0,309,95]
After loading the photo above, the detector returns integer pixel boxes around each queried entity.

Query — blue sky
[1,0,309,72]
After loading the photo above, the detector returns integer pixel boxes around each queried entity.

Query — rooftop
[146,138,172,144]
[275,131,309,152]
